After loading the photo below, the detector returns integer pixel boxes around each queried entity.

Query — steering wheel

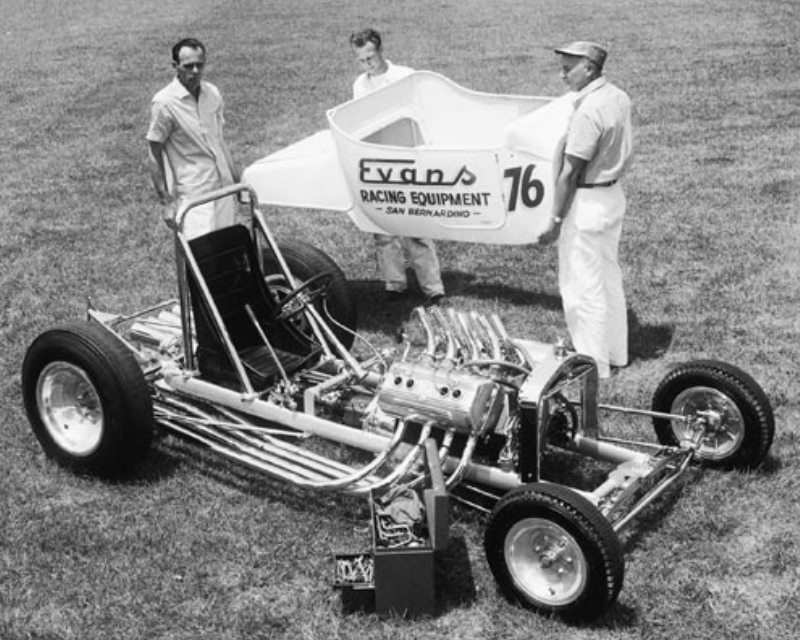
[275,271,333,321]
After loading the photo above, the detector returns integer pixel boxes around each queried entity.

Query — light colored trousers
[180,195,236,240]
[557,184,628,378]
[374,234,445,297]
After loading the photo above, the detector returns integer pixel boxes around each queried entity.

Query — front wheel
[22,320,154,477]
[651,360,774,470]
[484,483,624,622]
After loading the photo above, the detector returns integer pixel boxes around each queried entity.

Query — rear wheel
[484,483,624,622]
[22,320,153,477]
[651,360,774,469]
[261,239,357,349]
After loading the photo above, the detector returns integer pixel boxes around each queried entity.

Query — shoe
[386,289,409,302]
[424,293,446,307]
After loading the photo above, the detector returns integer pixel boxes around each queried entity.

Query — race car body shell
[243,71,573,245]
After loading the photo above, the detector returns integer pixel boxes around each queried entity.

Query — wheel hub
[505,517,587,605]
[36,361,104,456]
[673,386,745,459]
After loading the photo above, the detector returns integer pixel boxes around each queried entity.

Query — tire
[22,320,154,477]
[484,483,624,622]
[651,360,774,470]
[261,239,357,349]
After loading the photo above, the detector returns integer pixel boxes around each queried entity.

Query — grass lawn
[1,0,798,638]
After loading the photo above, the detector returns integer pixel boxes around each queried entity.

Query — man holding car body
[350,28,446,306]
[538,41,634,379]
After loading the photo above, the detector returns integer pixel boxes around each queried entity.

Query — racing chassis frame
[21,185,775,622]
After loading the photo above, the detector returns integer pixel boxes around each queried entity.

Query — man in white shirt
[146,38,239,239]
[538,41,634,378]
[350,29,446,305]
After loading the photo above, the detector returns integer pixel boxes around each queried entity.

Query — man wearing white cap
[538,41,633,379]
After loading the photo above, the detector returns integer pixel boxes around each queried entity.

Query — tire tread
[651,359,774,469]
[485,482,624,622]
[22,320,153,476]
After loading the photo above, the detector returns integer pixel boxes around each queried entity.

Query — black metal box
[333,438,449,617]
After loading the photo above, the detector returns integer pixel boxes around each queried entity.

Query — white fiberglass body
[243,71,573,245]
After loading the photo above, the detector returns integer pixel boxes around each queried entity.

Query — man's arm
[537,153,587,245]
[146,140,171,204]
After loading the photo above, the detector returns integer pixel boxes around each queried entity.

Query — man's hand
[537,219,562,246]
[161,198,178,230]
[541,154,584,245]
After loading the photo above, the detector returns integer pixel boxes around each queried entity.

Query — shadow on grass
[347,274,674,368]
[347,270,561,334]
[756,451,783,476]
[435,534,478,613]
[125,443,186,483]
[597,601,640,628]
[72,432,185,485]
[440,270,563,310]
[540,450,617,494]
[628,309,674,364]
[616,470,695,556]
[153,433,372,521]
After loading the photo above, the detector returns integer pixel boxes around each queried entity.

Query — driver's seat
[186,225,321,390]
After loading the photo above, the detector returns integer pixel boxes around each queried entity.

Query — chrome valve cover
[376,360,501,433]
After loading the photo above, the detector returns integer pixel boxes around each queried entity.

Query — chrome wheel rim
[671,386,744,459]
[36,361,104,456]
[504,517,587,606]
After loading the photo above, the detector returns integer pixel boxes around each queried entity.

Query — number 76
[504,164,544,212]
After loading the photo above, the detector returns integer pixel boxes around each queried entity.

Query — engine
[306,306,531,441]
[360,306,530,436]
[375,359,502,434]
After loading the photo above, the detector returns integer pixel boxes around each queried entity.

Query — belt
[577,180,618,189]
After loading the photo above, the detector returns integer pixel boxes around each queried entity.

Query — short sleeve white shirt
[146,78,232,196]
[352,61,414,98]
[565,77,633,184]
